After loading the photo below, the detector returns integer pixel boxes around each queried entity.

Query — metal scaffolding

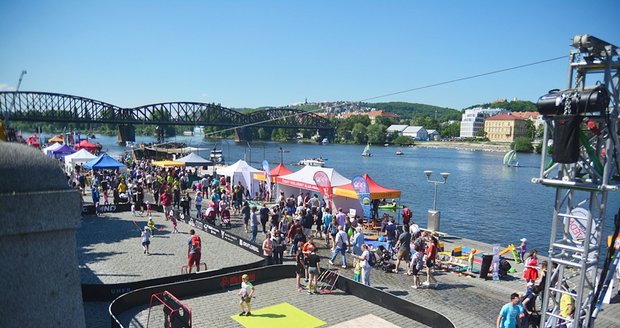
[533,34,619,327]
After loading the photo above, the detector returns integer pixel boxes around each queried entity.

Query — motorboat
[299,158,325,167]
[395,150,404,156]
[210,148,224,164]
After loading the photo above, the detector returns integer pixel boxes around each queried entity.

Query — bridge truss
[0,92,334,136]
[534,34,619,327]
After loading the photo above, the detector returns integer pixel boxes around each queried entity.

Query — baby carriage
[376,245,396,272]
[202,206,217,225]
[220,208,231,229]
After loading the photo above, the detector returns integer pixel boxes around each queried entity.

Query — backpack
[191,235,201,251]
[367,252,376,267]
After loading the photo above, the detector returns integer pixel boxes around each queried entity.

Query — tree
[393,135,415,145]
[525,120,536,140]
[513,136,533,152]
[439,122,460,139]
[366,124,386,144]
[351,123,368,144]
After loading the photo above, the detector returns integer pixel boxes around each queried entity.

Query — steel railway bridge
[0,91,335,142]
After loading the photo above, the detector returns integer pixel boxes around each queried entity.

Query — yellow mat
[231,302,326,328]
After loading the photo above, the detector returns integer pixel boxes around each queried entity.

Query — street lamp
[424,170,449,231]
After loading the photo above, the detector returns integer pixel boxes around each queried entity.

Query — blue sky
[1,1,618,110]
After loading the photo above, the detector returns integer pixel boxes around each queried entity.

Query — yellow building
[484,113,527,142]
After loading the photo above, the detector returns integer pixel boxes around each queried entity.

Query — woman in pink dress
[523,249,539,284]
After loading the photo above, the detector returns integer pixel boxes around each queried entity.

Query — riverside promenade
[79,199,620,327]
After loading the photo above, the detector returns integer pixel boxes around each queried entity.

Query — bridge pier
[235,127,252,142]
[117,124,135,144]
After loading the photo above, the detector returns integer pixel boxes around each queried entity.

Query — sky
[1,1,618,111]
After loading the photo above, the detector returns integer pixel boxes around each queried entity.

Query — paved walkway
[80,190,620,327]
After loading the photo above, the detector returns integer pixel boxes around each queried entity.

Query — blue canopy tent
[83,153,126,170]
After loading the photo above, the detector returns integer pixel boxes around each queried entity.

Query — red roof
[486,113,526,121]
[334,173,401,199]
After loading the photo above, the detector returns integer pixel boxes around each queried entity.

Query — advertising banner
[351,175,371,219]
[313,171,332,208]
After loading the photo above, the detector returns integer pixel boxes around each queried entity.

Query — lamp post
[424,170,449,232]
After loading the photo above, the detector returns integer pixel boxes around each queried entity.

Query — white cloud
[0,83,16,91]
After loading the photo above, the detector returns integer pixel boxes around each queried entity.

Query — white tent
[176,152,213,166]
[42,142,63,156]
[64,148,97,172]
[216,160,261,195]
[276,166,351,202]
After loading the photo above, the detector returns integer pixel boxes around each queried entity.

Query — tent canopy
[276,166,351,192]
[84,153,126,170]
[75,139,98,150]
[333,173,401,200]
[50,144,76,158]
[43,142,63,155]
[175,152,213,166]
[216,160,261,194]
[152,160,185,167]
[48,135,64,143]
[255,163,294,182]
[64,148,97,165]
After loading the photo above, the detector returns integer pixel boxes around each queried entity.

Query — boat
[503,150,519,167]
[182,131,194,136]
[210,147,224,164]
[193,126,204,135]
[298,158,325,167]
[395,150,404,156]
[321,137,329,145]
[362,143,372,157]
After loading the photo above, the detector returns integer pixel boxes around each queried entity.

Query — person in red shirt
[160,192,172,220]
[402,205,413,227]
[423,232,439,288]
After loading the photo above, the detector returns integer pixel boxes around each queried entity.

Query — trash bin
[479,254,493,279]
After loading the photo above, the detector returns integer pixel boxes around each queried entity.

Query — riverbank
[416,141,512,152]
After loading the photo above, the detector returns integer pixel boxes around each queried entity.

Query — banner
[351,175,371,219]
[262,160,271,200]
[313,171,332,209]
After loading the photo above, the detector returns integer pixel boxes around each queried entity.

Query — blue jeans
[250,225,258,243]
[330,246,347,266]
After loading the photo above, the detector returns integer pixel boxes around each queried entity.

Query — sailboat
[362,143,372,157]
[503,149,519,167]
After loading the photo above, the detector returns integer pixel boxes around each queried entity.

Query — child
[141,226,151,254]
[95,202,102,217]
[238,274,255,316]
[147,216,156,236]
[295,241,305,292]
[468,249,477,273]
[131,202,137,217]
[519,238,527,263]
[353,260,362,282]
[146,201,152,216]
[170,210,178,234]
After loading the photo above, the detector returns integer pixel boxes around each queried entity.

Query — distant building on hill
[484,113,527,142]
[460,107,507,138]
[338,110,400,124]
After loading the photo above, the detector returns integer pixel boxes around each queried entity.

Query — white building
[402,126,428,140]
[459,108,507,138]
[427,129,440,141]
[386,125,408,134]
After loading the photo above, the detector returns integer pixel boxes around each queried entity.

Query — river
[39,133,620,256]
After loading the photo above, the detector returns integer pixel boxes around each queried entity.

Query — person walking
[262,232,274,265]
[353,244,372,286]
[351,227,365,256]
[393,226,412,274]
[141,226,151,255]
[497,293,522,328]
[423,234,439,288]
[249,206,259,243]
[238,274,255,316]
[195,193,203,219]
[329,225,349,268]
[187,229,202,273]
[241,201,251,234]
[523,249,539,284]
[271,231,285,264]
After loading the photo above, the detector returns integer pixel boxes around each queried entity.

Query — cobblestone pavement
[117,278,431,328]
[81,190,620,327]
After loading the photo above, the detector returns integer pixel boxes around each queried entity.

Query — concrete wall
[0,143,85,327]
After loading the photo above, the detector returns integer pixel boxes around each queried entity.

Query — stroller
[202,206,217,226]
[220,208,231,229]
[376,245,396,272]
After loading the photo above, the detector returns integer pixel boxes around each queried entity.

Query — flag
[262,160,271,198]
[313,171,332,208]
[351,175,371,219]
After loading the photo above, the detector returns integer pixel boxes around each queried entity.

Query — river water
[51,133,620,255]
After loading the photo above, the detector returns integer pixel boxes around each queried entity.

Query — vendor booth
[50,144,76,160]
[332,173,401,220]
[216,160,261,195]
[83,154,126,170]
[74,139,98,152]
[64,149,97,172]
[42,142,63,156]
[175,152,213,167]
[254,163,293,183]
[276,166,351,207]
[152,160,185,167]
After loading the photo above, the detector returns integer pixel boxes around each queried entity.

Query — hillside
[365,101,461,120]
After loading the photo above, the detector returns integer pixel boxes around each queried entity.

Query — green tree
[525,120,536,140]
[513,136,533,152]
[439,122,460,139]
[366,124,386,144]
[351,123,368,144]
[393,135,415,145]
